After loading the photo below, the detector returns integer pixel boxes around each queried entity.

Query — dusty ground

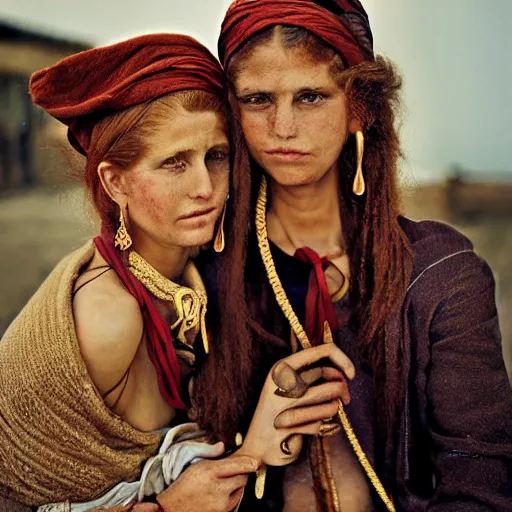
[1,184,511,377]
[0,186,95,333]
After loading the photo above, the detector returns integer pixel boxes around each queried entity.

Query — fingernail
[319,423,341,437]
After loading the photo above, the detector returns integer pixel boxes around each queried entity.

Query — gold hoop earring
[114,209,132,251]
[213,197,228,253]
[353,130,366,196]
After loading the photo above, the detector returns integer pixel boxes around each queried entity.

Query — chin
[174,226,216,249]
[267,169,325,188]
[261,158,338,189]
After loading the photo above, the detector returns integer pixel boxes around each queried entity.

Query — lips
[265,148,310,162]
[266,148,309,156]
[178,207,215,220]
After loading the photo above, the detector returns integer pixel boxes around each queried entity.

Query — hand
[237,343,355,466]
[131,505,161,512]
[156,452,258,512]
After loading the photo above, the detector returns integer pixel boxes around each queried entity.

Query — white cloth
[38,423,220,512]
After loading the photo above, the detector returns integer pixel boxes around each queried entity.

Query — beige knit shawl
[0,241,162,506]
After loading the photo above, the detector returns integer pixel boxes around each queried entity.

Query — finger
[132,504,162,512]
[280,344,356,380]
[284,421,323,436]
[274,400,339,429]
[319,422,342,437]
[214,455,258,477]
[300,366,345,385]
[220,474,249,491]
[299,366,322,385]
[272,361,308,398]
[295,380,350,408]
[228,486,245,511]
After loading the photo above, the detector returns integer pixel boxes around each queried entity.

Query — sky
[1,0,511,183]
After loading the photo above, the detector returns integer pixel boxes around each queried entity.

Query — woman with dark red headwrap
[193,1,512,511]
[0,33,255,512]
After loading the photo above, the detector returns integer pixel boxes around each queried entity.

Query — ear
[97,161,128,207]
[348,118,363,135]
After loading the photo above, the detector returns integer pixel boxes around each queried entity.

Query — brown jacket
[386,218,511,510]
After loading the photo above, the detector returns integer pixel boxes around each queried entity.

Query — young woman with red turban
[0,33,353,512]
[193,1,512,510]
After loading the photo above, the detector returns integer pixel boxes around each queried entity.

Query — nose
[271,100,298,140]
[189,161,213,200]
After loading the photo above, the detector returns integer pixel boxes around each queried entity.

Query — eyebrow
[162,149,191,161]
[161,142,229,162]
[238,86,329,97]
[208,143,230,152]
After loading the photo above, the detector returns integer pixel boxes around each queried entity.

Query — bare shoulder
[73,254,144,394]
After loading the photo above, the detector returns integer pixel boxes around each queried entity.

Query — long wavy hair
[194,26,413,455]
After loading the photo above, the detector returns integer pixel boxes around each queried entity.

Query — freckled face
[234,37,349,188]
[124,106,229,249]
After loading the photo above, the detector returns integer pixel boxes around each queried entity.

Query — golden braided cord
[255,176,395,512]
[128,250,209,354]
[255,179,312,349]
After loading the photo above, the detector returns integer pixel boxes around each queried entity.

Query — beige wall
[0,41,83,75]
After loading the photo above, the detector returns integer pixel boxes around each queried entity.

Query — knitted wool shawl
[0,241,162,506]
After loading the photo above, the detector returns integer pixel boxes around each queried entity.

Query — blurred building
[0,21,89,190]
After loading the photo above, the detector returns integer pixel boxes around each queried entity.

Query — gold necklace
[255,175,395,512]
[128,250,209,354]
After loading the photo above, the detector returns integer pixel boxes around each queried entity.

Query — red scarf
[295,247,339,346]
[94,236,186,411]
[219,0,373,69]
[30,34,226,156]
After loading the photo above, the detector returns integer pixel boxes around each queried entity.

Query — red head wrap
[30,34,227,155]
[219,0,374,69]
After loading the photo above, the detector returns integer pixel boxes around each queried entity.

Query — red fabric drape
[295,247,339,346]
[94,236,186,411]
[30,34,226,155]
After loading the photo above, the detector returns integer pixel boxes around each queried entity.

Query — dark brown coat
[387,218,511,510]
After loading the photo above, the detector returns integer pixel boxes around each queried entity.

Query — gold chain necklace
[255,175,395,512]
[128,250,209,354]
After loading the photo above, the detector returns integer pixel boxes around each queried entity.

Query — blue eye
[239,93,272,106]
[297,92,325,105]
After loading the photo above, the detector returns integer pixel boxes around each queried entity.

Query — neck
[132,235,192,281]
[266,166,344,258]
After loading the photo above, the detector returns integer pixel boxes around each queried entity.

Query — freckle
[135,179,165,224]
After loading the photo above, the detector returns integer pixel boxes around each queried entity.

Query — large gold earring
[114,209,132,251]
[353,130,366,196]
[213,197,228,253]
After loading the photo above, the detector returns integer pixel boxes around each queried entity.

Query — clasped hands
[153,343,355,512]
[236,342,355,466]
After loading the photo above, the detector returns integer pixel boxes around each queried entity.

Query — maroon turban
[219,0,374,69]
[30,34,227,155]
